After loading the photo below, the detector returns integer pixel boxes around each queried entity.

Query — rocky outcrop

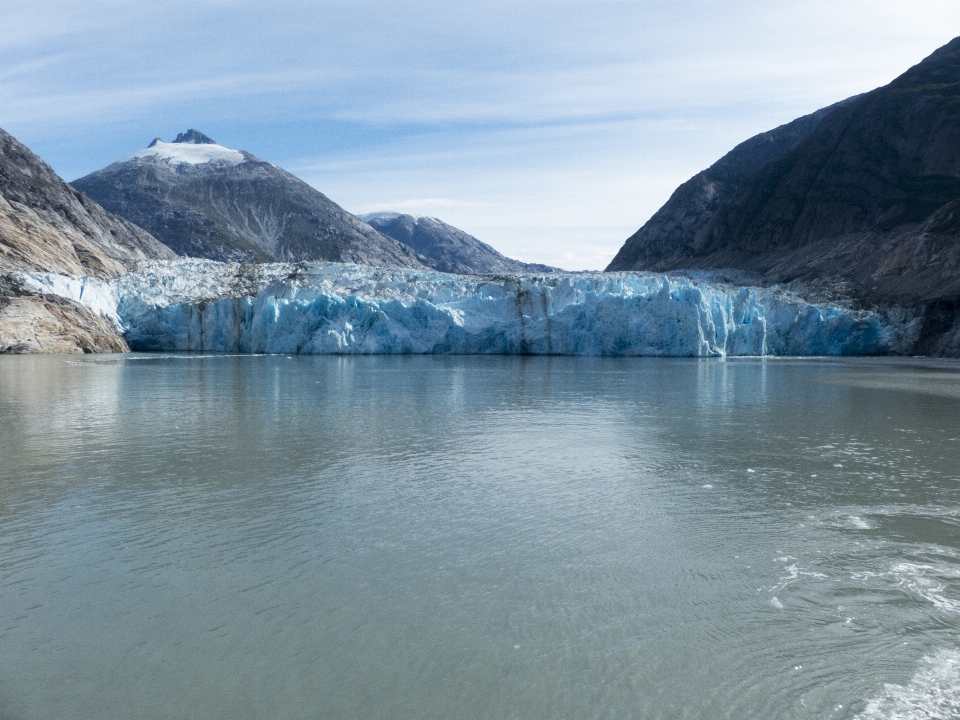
[362,213,559,274]
[0,295,128,354]
[606,37,960,355]
[0,127,176,278]
[72,130,429,269]
[174,129,216,145]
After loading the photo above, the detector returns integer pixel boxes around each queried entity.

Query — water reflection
[0,355,958,719]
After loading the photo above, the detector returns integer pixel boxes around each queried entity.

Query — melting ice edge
[17,259,891,356]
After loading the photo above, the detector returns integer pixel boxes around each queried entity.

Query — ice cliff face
[16,260,890,356]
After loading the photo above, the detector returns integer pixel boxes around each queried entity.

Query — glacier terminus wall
[16,260,890,356]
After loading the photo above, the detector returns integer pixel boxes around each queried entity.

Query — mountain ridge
[72,132,430,269]
[361,213,559,274]
[605,96,858,273]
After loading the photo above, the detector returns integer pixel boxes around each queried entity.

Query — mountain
[607,37,960,355]
[72,130,429,269]
[361,213,558,274]
[1,127,175,278]
[0,126,175,353]
[605,97,856,275]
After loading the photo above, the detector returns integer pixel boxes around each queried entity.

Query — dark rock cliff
[606,97,856,273]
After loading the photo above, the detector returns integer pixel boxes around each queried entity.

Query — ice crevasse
[16,259,889,356]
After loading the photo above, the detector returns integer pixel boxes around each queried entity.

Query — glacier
[15,259,890,356]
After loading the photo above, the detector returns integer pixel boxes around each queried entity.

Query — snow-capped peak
[122,138,245,166]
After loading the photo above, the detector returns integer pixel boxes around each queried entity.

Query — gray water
[1,355,959,720]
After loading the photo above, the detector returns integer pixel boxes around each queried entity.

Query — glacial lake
[1,354,959,719]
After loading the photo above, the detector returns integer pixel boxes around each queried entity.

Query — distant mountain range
[607,37,960,355]
[361,212,558,274]
[71,131,554,275]
[71,130,428,268]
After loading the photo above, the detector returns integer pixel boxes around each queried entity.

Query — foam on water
[856,649,960,719]
[767,563,830,594]
[890,562,960,615]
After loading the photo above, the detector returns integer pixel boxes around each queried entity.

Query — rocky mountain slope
[1,127,175,278]
[362,212,558,274]
[607,37,960,355]
[605,97,856,275]
[1,127,176,353]
[72,130,428,268]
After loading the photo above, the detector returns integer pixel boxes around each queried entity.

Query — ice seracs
[17,260,891,356]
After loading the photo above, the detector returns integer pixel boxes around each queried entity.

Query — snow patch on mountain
[15,260,890,356]
[122,141,245,166]
[360,211,423,222]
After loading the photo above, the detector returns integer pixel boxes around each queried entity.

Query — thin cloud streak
[1,69,346,126]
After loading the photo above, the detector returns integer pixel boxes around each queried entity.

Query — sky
[2,1,959,270]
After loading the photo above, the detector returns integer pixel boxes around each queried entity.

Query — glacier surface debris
[16,259,889,356]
